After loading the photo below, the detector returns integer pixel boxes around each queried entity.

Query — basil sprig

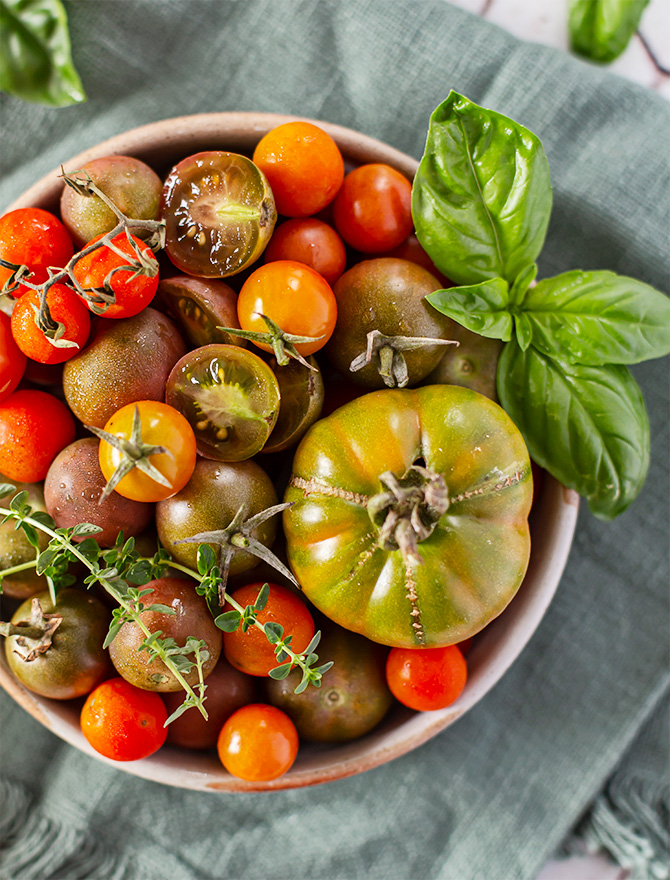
[412,92,552,286]
[415,93,670,520]
[569,0,650,64]
[0,0,86,106]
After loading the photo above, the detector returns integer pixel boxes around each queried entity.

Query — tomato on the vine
[11,283,91,364]
[237,260,337,356]
[97,400,197,503]
[223,582,315,677]
[333,164,413,253]
[80,677,167,761]
[0,389,76,482]
[253,121,344,218]
[0,311,26,401]
[385,645,467,711]
[263,219,346,285]
[71,231,159,319]
[217,703,299,781]
[0,208,73,295]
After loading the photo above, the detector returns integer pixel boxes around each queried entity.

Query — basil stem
[0,0,86,107]
[412,92,552,287]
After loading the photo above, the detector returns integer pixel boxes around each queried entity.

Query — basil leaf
[412,92,552,286]
[497,341,649,519]
[569,0,649,64]
[509,263,537,308]
[521,270,670,366]
[426,277,513,341]
[0,0,86,107]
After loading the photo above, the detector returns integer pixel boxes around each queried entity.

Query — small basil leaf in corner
[514,312,533,351]
[569,0,650,64]
[497,341,650,519]
[412,91,552,287]
[426,277,513,341]
[521,270,670,366]
[509,263,537,308]
[0,0,86,107]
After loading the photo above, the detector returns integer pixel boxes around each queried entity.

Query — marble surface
[445,4,669,876]
[450,0,670,99]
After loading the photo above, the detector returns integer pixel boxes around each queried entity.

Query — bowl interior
[0,113,579,791]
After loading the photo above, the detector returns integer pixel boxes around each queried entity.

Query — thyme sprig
[0,169,165,347]
[0,484,332,719]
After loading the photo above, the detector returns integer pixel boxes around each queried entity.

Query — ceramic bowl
[0,113,579,791]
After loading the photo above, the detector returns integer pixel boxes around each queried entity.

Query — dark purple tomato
[263,356,324,454]
[425,323,503,402]
[108,577,221,692]
[60,155,163,248]
[157,275,246,349]
[160,152,276,278]
[163,657,257,749]
[155,459,278,574]
[165,345,280,461]
[5,589,111,699]
[265,624,392,742]
[62,307,186,428]
[326,258,452,388]
[44,439,153,547]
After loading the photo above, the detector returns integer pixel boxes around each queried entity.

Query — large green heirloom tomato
[284,385,532,648]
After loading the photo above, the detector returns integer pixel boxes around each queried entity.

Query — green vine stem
[0,503,208,720]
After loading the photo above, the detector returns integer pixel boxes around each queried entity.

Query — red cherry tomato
[253,121,344,218]
[11,283,90,364]
[385,645,467,711]
[80,677,167,761]
[264,219,346,285]
[0,389,75,482]
[333,164,413,253]
[237,260,337,357]
[0,208,73,296]
[217,703,299,781]
[223,582,315,677]
[71,231,159,319]
[0,312,26,401]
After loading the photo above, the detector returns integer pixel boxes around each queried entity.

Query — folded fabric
[0,2,668,879]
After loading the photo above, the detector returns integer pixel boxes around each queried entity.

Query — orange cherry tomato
[0,207,73,295]
[253,121,344,218]
[333,163,413,253]
[80,677,167,761]
[0,389,75,482]
[98,400,197,502]
[11,283,91,364]
[264,219,347,285]
[237,260,337,356]
[223,582,315,677]
[0,311,26,401]
[217,703,299,781]
[71,231,159,319]
[385,645,467,711]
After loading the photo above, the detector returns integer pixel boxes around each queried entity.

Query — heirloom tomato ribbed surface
[284,385,533,648]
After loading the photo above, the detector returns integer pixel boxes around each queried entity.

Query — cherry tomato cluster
[0,121,486,783]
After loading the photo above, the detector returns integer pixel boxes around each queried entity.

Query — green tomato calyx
[349,330,458,388]
[0,598,63,661]
[368,465,449,565]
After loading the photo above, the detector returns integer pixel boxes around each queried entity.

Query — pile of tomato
[0,121,531,782]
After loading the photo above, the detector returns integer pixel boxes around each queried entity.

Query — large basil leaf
[497,341,649,519]
[412,92,552,287]
[0,0,86,106]
[522,270,670,365]
[426,278,513,341]
[569,0,650,64]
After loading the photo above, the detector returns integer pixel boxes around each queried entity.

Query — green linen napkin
[0,2,668,879]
